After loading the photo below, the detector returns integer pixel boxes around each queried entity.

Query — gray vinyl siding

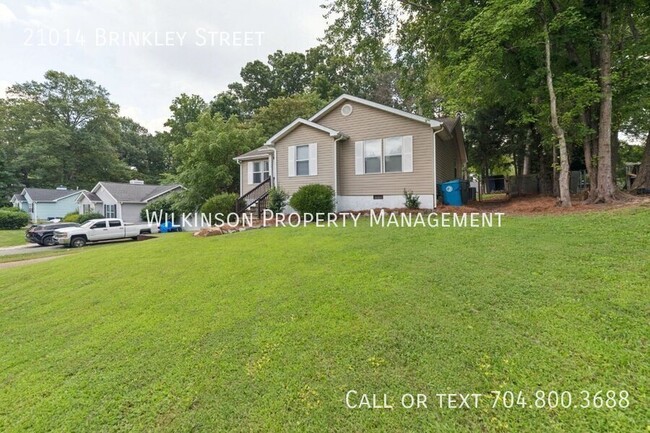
[121,203,145,223]
[275,124,335,194]
[241,157,271,195]
[316,100,443,196]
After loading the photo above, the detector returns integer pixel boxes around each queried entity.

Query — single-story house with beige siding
[77,180,184,222]
[234,94,467,212]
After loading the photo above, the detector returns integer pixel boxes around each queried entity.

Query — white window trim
[355,136,413,175]
[289,143,317,177]
[104,204,117,218]
[251,161,269,184]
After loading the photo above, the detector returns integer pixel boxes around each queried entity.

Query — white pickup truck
[53,218,158,247]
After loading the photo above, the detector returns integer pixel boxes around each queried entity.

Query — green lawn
[0,209,648,432]
[0,230,27,247]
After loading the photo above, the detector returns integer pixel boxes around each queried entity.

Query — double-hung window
[82,204,91,214]
[295,145,310,176]
[355,136,413,175]
[363,139,382,174]
[383,136,403,172]
[104,204,117,218]
[252,161,269,184]
[288,143,318,177]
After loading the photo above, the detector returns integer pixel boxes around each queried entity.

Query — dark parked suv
[26,222,80,246]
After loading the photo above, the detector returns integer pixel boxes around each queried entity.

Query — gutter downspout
[432,127,444,209]
[332,135,346,212]
[270,146,278,188]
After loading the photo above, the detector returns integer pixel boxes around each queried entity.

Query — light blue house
[11,187,86,222]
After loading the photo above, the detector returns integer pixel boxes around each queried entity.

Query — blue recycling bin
[441,179,463,206]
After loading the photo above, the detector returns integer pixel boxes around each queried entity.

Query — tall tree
[1,70,130,191]
[252,93,326,139]
[173,113,264,207]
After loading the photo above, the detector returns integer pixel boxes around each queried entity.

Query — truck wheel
[71,237,87,248]
[42,236,56,246]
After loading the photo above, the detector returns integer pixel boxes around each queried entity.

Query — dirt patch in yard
[0,255,66,270]
[437,194,650,215]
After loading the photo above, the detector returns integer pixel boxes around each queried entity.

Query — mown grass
[0,230,27,247]
[0,209,648,432]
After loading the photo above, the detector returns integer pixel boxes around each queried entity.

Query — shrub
[140,192,194,223]
[0,209,29,230]
[289,184,335,216]
[404,189,421,209]
[63,211,81,223]
[267,187,288,214]
[201,193,239,217]
[78,212,104,224]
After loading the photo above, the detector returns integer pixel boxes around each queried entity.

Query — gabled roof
[76,191,102,203]
[309,94,443,128]
[11,194,25,202]
[22,188,85,202]
[234,146,273,161]
[265,118,346,146]
[92,182,184,204]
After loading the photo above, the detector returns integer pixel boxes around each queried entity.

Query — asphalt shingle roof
[23,188,83,202]
[98,182,183,203]
[81,192,102,202]
[235,146,273,160]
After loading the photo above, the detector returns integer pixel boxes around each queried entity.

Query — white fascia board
[265,118,343,145]
[309,94,443,128]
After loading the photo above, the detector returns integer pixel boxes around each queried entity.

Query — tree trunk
[544,27,572,207]
[631,132,650,192]
[592,0,618,203]
[523,142,531,175]
[582,109,598,201]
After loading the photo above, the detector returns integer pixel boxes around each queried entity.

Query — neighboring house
[78,180,184,222]
[234,94,467,211]
[11,187,86,222]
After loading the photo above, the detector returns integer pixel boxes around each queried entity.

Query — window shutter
[402,136,413,173]
[288,146,296,177]
[308,143,318,176]
[247,161,254,184]
[355,141,364,175]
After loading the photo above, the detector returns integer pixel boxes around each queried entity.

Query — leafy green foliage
[0,209,29,229]
[200,193,239,217]
[139,193,189,223]
[403,189,420,209]
[78,212,104,224]
[0,71,169,199]
[289,184,335,215]
[252,93,326,138]
[267,187,288,214]
[174,113,263,208]
[62,212,81,223]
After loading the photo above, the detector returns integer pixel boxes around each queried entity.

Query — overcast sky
[0,0,328,132]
